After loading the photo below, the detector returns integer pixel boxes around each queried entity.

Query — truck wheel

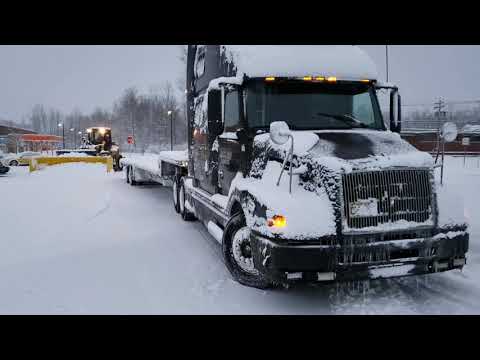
[179,179,195,221]
[128,166,137,186]
[172,177,180,214]
[9,160,18,166]
[126,166,130,184]
[117,156,123,171]
[114,156,123,172]
[222,212,273,289]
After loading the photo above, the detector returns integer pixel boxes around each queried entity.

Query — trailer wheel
[179,178,195,221]
[114,155,123,172]
[172,177,180,214]
[222,212,273,289]
[128,166,137,186]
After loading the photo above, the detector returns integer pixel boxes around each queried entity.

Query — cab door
[217,87,245,196]
[191,93,213,193]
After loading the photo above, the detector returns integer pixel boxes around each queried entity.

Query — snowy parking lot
[0,157,479,314]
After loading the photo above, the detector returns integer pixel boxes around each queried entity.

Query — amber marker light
[361,79,370,83]
[267,215,287,228]
[303,76,313,81]
[327,76,337,82]
[265,77,276,82]
[315,76,325,81]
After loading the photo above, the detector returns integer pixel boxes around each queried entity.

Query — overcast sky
[1,45,479,123]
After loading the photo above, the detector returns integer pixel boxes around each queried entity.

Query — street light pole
[70,128,75,148]
[58,123,65,149]
[168,110,174,151]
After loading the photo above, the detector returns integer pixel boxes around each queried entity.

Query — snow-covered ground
[0,156,479,314]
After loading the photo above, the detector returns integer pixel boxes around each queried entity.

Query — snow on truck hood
[255,129,434,172]
[222,45,378,80]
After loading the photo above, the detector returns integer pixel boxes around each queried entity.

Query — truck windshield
[245,80,385,131]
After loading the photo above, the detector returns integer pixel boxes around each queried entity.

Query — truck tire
[9,160,19,166]
[128,166,137,186]
[114,155,123,172]
[126,166,130,184]
[179,178,195,221]
[172,177,180,214]
[222,212,274,289]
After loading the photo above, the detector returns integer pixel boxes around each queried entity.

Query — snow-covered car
[6,151,41,166]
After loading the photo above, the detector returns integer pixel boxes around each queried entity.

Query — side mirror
[269,121,291,145]
[441,122,458,143]
[390,90,402,133]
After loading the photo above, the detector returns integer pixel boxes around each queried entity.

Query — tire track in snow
[85,191,112,223]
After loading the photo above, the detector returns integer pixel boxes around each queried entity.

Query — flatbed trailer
[120,151,188,187]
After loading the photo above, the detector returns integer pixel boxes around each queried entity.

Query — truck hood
[309,130,434,172]
[256,129,434,172]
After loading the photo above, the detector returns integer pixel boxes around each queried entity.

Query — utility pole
[433,98,447,161]
[58,123,65,149]
[434,98,447,129]
[168,110,174,151]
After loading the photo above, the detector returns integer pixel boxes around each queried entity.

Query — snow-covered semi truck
[128,45,469,289]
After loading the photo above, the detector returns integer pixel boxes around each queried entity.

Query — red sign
[127,136,134,144]
[19,134,63,143]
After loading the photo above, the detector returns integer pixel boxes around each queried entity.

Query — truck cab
[180,45,469,288]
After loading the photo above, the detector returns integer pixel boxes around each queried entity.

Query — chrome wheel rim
[232,227,258,275]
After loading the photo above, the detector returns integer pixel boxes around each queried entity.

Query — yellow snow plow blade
[28,156,113,173]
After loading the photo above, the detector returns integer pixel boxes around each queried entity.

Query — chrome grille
[341,169,433,230]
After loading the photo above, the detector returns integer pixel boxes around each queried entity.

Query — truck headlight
[267,215,287,228]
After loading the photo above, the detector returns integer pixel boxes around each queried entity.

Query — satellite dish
[269,121,291,145]
[441,122,458,143]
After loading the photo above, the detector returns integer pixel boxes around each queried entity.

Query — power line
[403,99,480,107]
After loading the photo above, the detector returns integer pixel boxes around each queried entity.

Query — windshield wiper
[314,112,369,128]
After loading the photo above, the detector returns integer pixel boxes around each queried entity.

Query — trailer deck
[120,150,188,186]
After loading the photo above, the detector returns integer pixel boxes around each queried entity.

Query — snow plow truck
[57,127,123,171]
[128,45,470,289]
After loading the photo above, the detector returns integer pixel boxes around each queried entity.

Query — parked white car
[5,151,41,166]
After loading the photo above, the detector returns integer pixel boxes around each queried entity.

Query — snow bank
[436,181,468,228]
[57,152,90,157]
[229,161,336,239]
[222,45,378,80]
